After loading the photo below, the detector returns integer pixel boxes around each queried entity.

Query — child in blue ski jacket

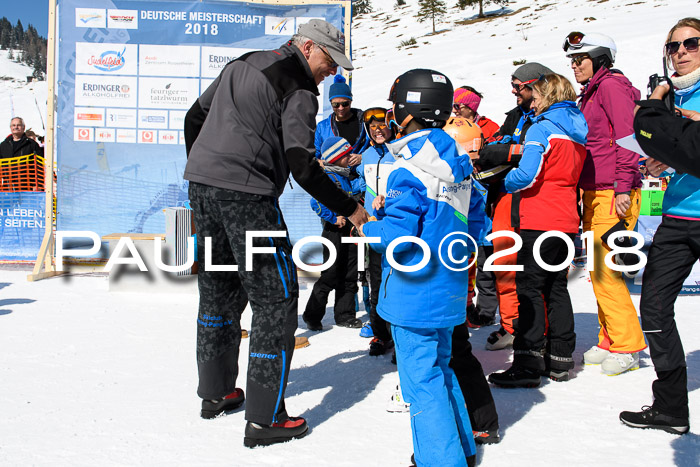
[302,136,364,330]
[360,69,484,467]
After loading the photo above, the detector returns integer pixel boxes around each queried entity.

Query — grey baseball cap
[512,62,554,88]
[297,19,354,71]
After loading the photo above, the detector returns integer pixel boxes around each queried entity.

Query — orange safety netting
[0,153,46,192]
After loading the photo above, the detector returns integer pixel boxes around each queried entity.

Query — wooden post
[28,0,62,282]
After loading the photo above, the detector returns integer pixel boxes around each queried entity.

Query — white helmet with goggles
[563,31,617,64]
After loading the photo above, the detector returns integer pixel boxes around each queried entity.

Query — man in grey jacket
[184,19,368,447]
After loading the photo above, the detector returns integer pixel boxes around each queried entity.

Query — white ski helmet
[563,32,617,64]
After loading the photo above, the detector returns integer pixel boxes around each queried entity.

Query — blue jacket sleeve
[351,176,366,196]
[310,197,336,224]
[467,180,490,248]
[504,124,546,193]
[362,168,423,254]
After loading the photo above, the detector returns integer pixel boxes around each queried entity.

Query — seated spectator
[453,86,500,139]
[0,117,44,159]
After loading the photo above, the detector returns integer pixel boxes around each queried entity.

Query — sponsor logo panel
[76,8,106,28]
[106,108,137,128]
[200,46,255,78]
[265,16,294,36]
[107,9,138,29]
[139,130,157,144]
[74,127,93,142]
[74,107,105,127]
[179,131,186,146]
[95,128,115,143]
[169,111,186,130]
[139,44,200,77]
[138,110,168,129]
[75,43,137,75]
[116,129,137,144]
[138,77,199,110]
[200,78,215,91]
[75,75,137,108]
[159,130,178,145]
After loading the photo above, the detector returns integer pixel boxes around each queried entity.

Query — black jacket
[184,43,357,217]
[0,134,44,159]
[634,99,700,179]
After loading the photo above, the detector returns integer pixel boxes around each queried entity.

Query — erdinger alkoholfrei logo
[88,48,126,72]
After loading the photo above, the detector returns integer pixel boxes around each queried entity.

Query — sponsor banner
[169,111,186,130]
[265,16,294,36]
[0,193,45,261]
[106,108,137,128]
[75,8,106,28]
[139,129,157,144]
[116,128,137,144]
[74,127,93,142]
[158,130,179,145]
[138,109,169,129]
[75,75,137,108]
[74,107,105,127]
[75,42,137,75]
[179,131,186,146]
[107,9,138,29]
[95,128,116,143]
[139,44,200,77]
[200,46,254,78]
[138,77,199,110]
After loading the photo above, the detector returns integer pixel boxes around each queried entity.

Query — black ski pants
[189,182,298,426]
[513,230,576,372]
[640,216,700,419]
[451,322,499,432]
[368,247,392,341]
[475,245,498,320]
[303,224,358,324]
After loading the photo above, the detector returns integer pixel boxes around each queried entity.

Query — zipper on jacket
[383,268,393,299]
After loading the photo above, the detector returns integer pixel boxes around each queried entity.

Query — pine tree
[8,48,13,60]
[353,0,373,16]
[416,0,447,33]
[457,0,508,17]
[14,19,24,48]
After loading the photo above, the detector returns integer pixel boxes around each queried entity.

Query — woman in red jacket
[564,32,647,376]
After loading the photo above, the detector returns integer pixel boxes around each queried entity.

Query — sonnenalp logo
[88,48,126,72]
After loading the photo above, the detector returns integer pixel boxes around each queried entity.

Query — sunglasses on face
[511,78,538,91]
[570,54,590,66]
[665,37,700,55]
[331,101,351,109]
[563,31,585,52]
[453,103,464,111]
[363,107,387,123]
[316,44,338,68]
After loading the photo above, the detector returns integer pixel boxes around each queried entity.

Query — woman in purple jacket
[564,32,647,375]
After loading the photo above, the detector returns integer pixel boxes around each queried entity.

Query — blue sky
[1,0,50,38]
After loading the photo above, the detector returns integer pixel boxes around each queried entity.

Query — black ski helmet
[388,69,453,129]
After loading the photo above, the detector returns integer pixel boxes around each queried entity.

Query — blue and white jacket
[663,79,700,220]
[363,129,487,329]
[357,143,397,219]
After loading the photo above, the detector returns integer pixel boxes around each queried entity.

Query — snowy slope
[0,51,48,138]
[2,1,700,466]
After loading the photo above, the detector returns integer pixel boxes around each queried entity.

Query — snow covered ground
[2,0,700,465]
[1,266,699,466]
[0,51,47,138]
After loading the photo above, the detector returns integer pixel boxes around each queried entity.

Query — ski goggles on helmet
[563,31,585,52]
[363,107,388,124]
[665,36,700,55]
